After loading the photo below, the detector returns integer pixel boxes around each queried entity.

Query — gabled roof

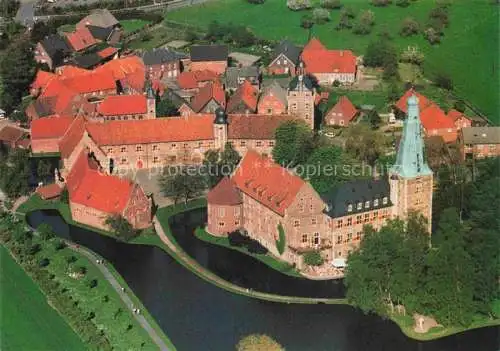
[322,178,391,218]
[207,177,242,206]
[59,116,87,159]
[461,127,500,145]
[447,109,470,123]
[39,34,71,60]
[420,103,455,131]
[97,95,147,116]
[72,52,102,69]
[56,65,90,78]
[142,48,187,65]
[64,27,97,52]
[289,75,314,91]
[31,115,74,139]
[87,25,114,41]
[190,45,228,62]
[232,150,305,216]
[97,46,118,59]
[177,69,218,90]
[67,151,134,214]
[31,70,56,93]
[190,80,225,113]
[395,89,432,113]
[36,183,63,200]
[0,126,25,144]
[260,80,288,106]
[226,80,258,113]
[301,38,356,74]
[63,71,116,94]
[227,114,296,140]
[78,9,118,29]
[224,66,259,90]
[85,115,215,145]
[326,96,358,123]
[270,40,301,65]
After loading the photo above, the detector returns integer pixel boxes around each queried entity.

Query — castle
[207,95,433,276]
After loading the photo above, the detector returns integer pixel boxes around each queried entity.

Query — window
[416,184,422,193]
[171,143,177,149]
[120,158,127,164]
[234,220,240,226]
[373,198,379,207]
[336,220,343,229]
[302,234,308,243]
[355,231,361,241]
[183,143,189,148]
[107,148,113,154]
[256,141,262,147]
[153,156,159,163]
[373,211,378,219]
[347,204,353,212]
[310,203,314,211]
[347,233,352,242]
[364,214,369,223]
[268,141,275,147]
[416,198,423,205]
[152,145,158,151]
[198,142,203,148]
[218,222,225,227]
[357,202,362,210]
[311,218,317,225]
[120,146,126,153]
[313,233,320,245]
[339,120,344,126]
[234,207,240,216]
[240,141,246,147]
[365,201,370,209]
[347,218,352,226]
[136,146,142,152]
[383,197,388,205]
[356,215,362,224]
[336,235,342,245]
[293,220,300,227]
[267,108,273,114]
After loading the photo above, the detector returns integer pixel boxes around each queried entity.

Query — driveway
[15,0,35,28]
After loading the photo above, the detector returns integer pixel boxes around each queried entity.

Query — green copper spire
[390,95,432,178]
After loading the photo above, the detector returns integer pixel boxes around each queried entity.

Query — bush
[400,17,419,37]
[287,0,312,11]
[60,188,69,203]
[87,279,98,289]
[228,231,269,254]
[303,251,324,266]
[313,8,331,24]
[434,73,453,90]
[371,0,391,6]
[28,243,42,256]
[400,46,424,65]
[396,0,410,7]
[453,100,466,113]
[39,258,50,267]
[320,0,342,9]
[247,0,265,3]
[353,10,375,35]
[300,14,314,29]
[424,27,441,45]
[276,223,286,255]
[66,255,77,264]
[75,265,87,275]
[53,239,67,251]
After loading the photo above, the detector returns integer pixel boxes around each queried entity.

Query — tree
[206,21,226,41]
[203,149,221,188]
[453,99,466,113]
[230,25,256,47]
[300,14,314,29]
[0,149,31,198]
[344,124,386,166]
[2,0,20,18]
[320,0,342,9]
[336,6,355,30]
[37,159,52,183]
[303,251,324,266]
[371,0,391,6]
[396,0,410,7]
[30,21,57,43]
[247,0,265,3]
[434,73,453,90]
[425,208,475,326]
[159,170,206,204]
[37,223,55,241]
[219,142,241,174]
[272,120,314,167]
[276,223,286,255]
[0,37,36,113]
[353,10,375,35]
[155,95,180,117]
[400,17,420,37]
[312,8,331,24]
[287,0,312,11]
[363,39,397,68]
[400,46,424,65]
[367,109,382,130]
[236,334,284,351]
[60,188,69,203]
[423,27,441,45]
[104,215,138,241]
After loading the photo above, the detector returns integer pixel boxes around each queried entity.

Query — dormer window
[383,197,388,205]
[374,199,379,207]
[347,204,353,212]
[365,201,370,209]
[357,202,362,210]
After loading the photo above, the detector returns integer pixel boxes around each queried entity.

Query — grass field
[120,19,152,34]
[166,0,499,123]
[0,246,86,351]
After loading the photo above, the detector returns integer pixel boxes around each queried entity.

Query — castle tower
[146,81,156,119]
[287,73,315,129]
[213,107,228,150]
[389,94,433,233]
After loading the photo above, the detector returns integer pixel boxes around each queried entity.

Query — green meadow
[166,0,499,124]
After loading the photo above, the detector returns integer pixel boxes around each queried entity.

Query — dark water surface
[27,209,499,351]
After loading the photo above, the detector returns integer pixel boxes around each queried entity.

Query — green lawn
[166,0,499,123]
[120,19,152,34]
[0,246,86,351]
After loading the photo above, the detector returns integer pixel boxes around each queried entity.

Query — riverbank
[194,226,302,278]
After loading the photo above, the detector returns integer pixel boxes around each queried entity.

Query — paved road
[15,1,36,27]
[66,242,171,351]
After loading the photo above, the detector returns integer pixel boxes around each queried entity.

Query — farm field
[166,0,499,124]
[0,246,86,351]
[120,19,152,34]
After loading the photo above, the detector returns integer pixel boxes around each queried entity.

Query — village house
[0,125,30,150]
[64,26,98,53]
[267,40,301,76]
[141,48,187,80]
[223,66,260,91]
[34,34,72,70]
[324,96,358,127]
[300,38,357,85]
[459,127,500,160]
[95,92,156,121]
[287,75,316,129]
[257,80,288,115]
[76,8,122,45]
[207,95,433,275]
[176,70,219,93]
[226,80,259,114]
[179,80,226,116]
[31,115,74,154]
[189,45,228,75]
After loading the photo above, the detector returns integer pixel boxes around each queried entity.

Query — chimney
[340,50,344,57]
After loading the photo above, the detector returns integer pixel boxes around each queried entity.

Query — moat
[27,209,499,351]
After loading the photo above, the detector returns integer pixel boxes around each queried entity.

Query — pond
[27,209,500,351]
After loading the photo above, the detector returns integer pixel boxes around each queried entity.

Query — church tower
[287,71,315,129]
[389,94,433,233]
[146,81,156,119]
[213,107,228,150]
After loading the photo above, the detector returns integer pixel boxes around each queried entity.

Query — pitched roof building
[226,80,259,114]
[324,96,358,126]
[268,40,301,76]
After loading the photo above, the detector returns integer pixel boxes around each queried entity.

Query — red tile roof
[97,95,147,116]
[232,150,305,216]
[301,38,356,74]
[395,89,432,113]
[59,116,87,158]
[226,80,258,113]
[63,71,116,94]
[67,151,134,214]
[57,65,90,78]
[64,27,97,52]
[31,115,74,139]
[96,56,144,81]
[447,109,470,123]
[314,91,330,105]
[97,46,118,59]
[86,115,215,145]
[228,114,296,140]
[31,70,56,93]
[207,177,242,205]
[326,96,358,124]
[420,103,455,131]
[36,183,63,200]
[177,69,218,90]
[0,126,25,143]
[190,80,225,113]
